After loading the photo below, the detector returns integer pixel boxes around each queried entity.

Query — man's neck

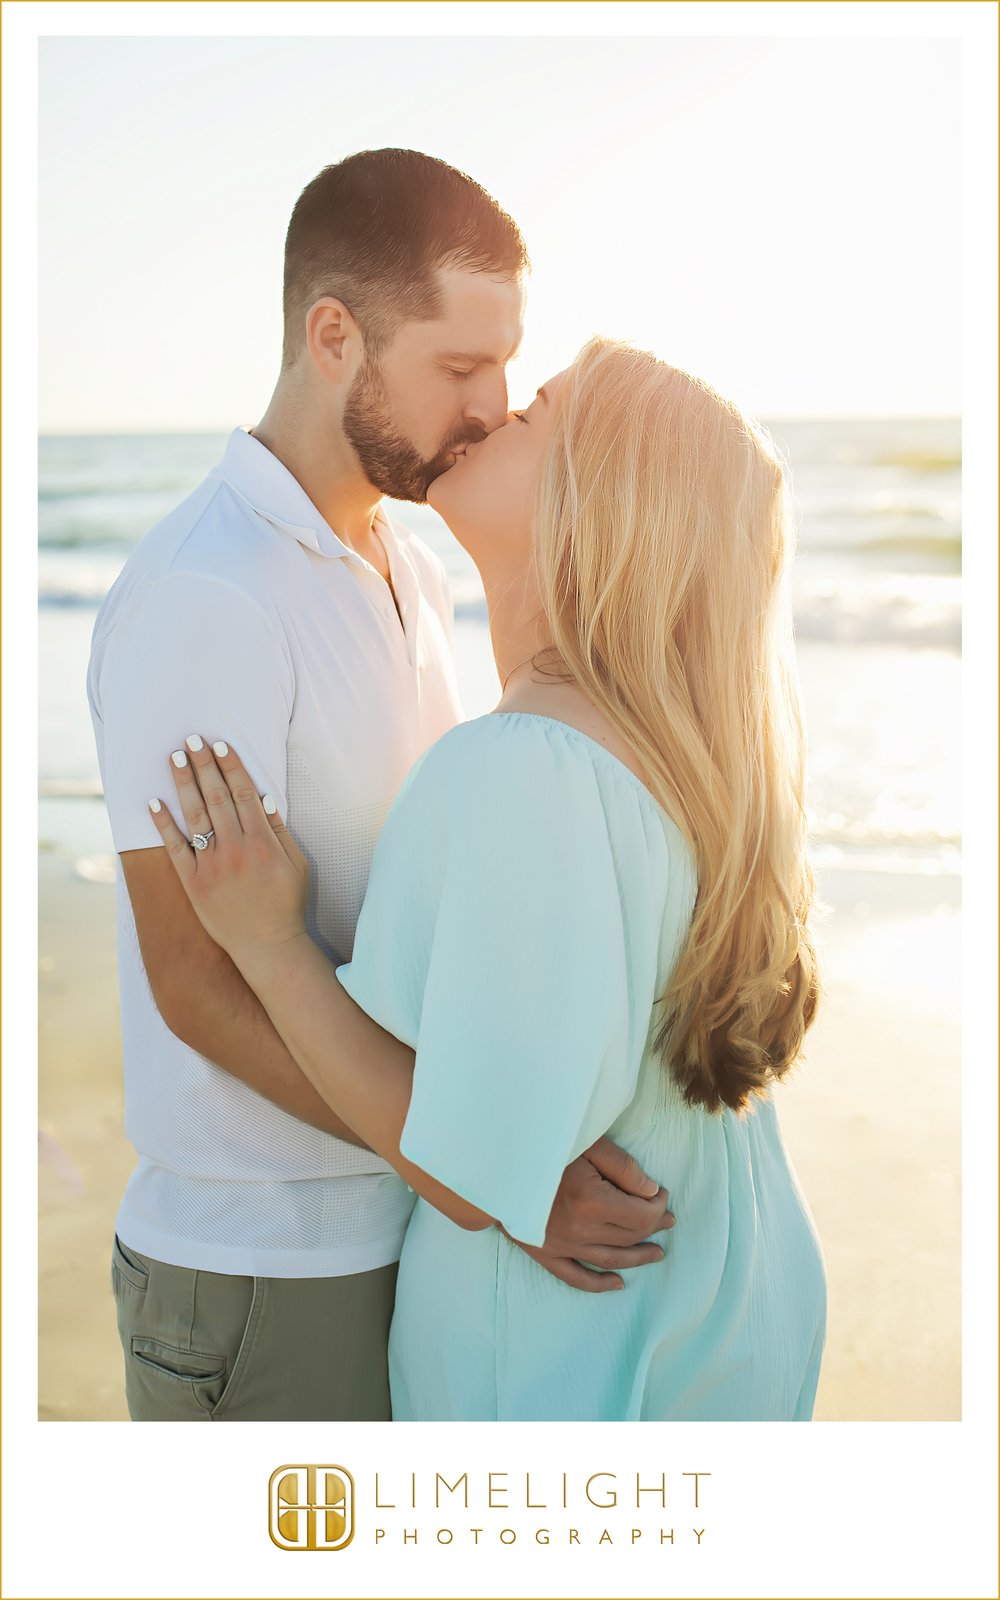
[251,396,383,554]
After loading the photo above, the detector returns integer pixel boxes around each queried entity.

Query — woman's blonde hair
[532,337,820,1114]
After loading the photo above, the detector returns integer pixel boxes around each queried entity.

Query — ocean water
[38,419,961,878]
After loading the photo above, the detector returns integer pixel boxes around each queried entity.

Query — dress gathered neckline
[487,709,664,812]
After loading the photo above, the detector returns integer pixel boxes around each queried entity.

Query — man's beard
[342,357,483,503]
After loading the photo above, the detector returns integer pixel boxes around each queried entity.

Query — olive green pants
[110,1232,398,1421]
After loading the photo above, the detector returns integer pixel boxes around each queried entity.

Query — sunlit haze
[39,34,959,431]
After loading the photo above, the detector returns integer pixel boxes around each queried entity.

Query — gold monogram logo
[268,1464,355,1552]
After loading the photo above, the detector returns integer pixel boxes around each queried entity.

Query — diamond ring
[191,831,215,851]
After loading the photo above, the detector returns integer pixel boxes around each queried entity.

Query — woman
[147,337,828,1420]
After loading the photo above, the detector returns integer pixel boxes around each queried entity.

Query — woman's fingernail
[613,1279,625,1290]
[148,798,161,814]
[640,1177,659,1196]
[171,750,188,768]
[213,741,228,758]
[185,734,204,752]
[262,795,277,815]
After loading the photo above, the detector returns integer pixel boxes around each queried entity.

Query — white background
[5,5,998,1598]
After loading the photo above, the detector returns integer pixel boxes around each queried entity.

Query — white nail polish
[148,798,161,813]
[213,741,229,758]
[185,734,203,752]
[171,750,188,768]
[262,795,277,815]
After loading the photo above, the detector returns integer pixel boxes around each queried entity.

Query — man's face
[342,264,525,503]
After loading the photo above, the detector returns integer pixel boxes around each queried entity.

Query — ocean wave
[40,592,104,609]
[793,607,959,651]
[39,583,960,651]
[792,573,960,650]
[40,504,963,564]
[870,448,962,471]
[851,532,961,561]
[801,529,962,563]
[807,818,961,852]
[39,582,110,607]
[802,495,960,523]
[39,526,149,549]
[39,476,204,503]
[453,596,490,624]
[808,842,961,877]
[38,499,186,548]
[790,497,962,564]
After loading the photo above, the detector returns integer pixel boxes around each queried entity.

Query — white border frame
[5,6,997,1598]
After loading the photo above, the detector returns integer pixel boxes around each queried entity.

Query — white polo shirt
[87,427,464,1277]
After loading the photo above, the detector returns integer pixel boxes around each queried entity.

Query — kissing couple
[88,148,827,1422]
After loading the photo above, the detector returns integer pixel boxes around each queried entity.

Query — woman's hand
[147,736,309,967]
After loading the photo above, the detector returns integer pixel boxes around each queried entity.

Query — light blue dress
[336,712,827,1421]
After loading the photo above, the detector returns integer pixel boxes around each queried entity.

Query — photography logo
[268,1464,355,1552]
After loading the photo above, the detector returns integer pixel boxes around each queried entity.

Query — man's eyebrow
[440,335,524,366]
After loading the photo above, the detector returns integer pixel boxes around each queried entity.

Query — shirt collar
[216,426,412,561]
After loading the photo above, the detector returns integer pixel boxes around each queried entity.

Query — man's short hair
[282,148,529,368]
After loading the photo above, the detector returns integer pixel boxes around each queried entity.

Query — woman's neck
[480,569,588,719]
[479,559,655,791]
[480,563,554,695]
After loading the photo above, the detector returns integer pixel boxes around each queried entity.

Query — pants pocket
[111,1233,150,1294]
[111,1240,251,1422]
[206,1277,265,1421]
[128,1335,229,1419]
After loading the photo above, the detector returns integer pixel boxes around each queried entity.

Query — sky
[38,33,960,431]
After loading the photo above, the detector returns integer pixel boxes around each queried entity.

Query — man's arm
[120,846,370,1147]
[92,569,366,1146]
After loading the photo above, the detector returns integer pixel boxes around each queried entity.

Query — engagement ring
[191,831,215,851]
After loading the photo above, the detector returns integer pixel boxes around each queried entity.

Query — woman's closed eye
[512,411,529,424]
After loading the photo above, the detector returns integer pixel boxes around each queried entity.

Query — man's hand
[503,1136,675,1293]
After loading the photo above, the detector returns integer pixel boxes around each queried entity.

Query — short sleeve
[88,571,295,853]
[338,722,660,1247]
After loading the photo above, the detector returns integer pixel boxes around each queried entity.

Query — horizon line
[38,412,963,439]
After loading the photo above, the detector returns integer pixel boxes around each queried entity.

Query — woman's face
[427,370,568,575]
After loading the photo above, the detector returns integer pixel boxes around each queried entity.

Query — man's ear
[304,297,361,386]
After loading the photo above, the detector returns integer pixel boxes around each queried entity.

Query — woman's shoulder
[418,709,641,791]
[413,713,694,871]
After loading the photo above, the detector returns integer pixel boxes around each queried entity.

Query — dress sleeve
[340,724,653,1247]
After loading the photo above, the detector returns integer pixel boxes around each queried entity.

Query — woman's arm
[237,929,494,1231]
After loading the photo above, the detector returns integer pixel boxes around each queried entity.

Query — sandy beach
[38,816,961,1424]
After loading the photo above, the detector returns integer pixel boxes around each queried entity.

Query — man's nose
[463,369,510,435]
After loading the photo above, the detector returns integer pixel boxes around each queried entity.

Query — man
[87,149,673,1422]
